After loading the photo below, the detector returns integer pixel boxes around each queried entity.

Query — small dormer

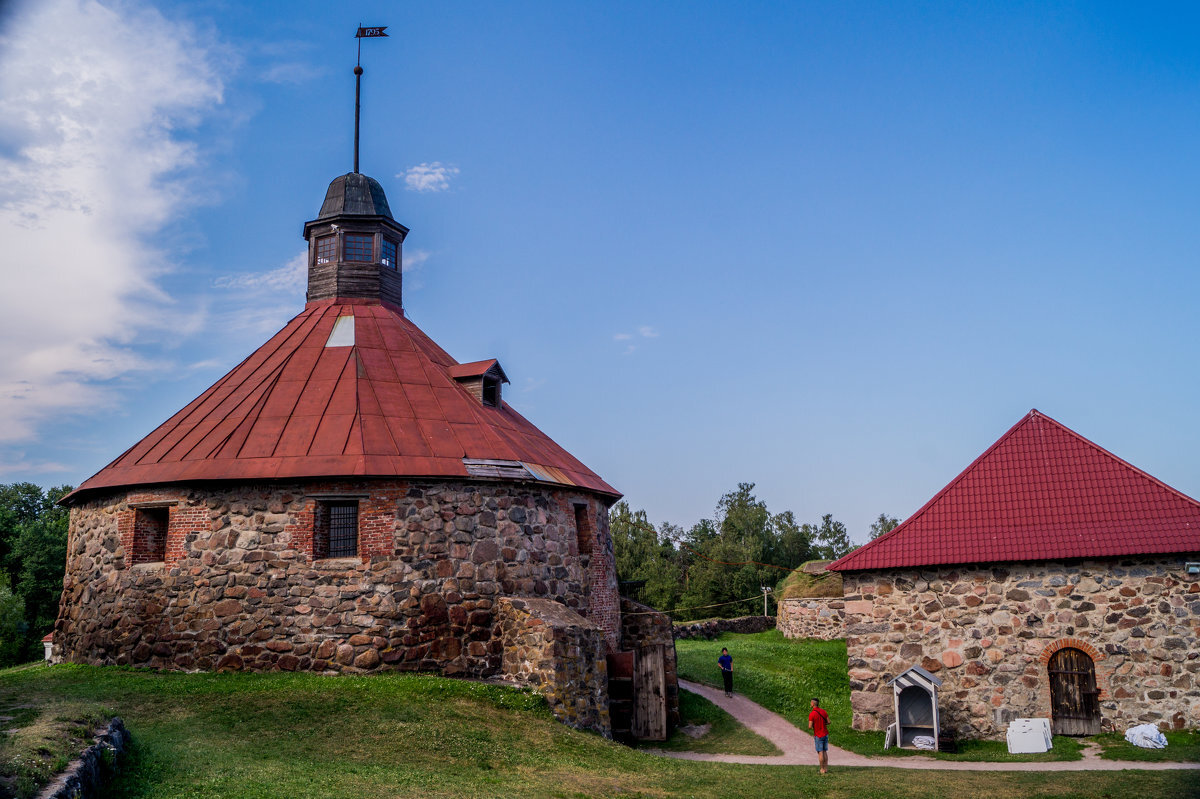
[449,359,510,408]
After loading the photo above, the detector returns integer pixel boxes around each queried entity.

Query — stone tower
[51,171,671,737]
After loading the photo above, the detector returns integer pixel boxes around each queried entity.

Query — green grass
[776,560,843,599]
[641,689,780,756]
[675,631,1086,761]
[0,662,1196,799]
[1093,729,1200,762]
[0,671,111,799]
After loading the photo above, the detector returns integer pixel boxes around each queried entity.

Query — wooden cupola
[303,173,409,308]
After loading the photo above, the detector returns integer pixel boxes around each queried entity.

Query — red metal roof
[829,410,1200,572]
[448,359,507,381]
[67,300,618,501]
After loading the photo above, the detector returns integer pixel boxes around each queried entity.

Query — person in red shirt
[807,697,829,774]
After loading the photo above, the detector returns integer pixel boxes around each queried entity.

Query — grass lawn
[639,689,780,756]
[0,663,1196,799]
[0,664,112,799]
[675,631,1088,762]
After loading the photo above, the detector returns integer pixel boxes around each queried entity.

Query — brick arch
[1039,637,1104,664]
[1040,637,1108,704]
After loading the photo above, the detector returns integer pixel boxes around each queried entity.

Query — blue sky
[1,1,1198,543]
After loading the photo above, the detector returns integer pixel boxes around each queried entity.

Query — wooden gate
[1048,647,1101,735]
[632,644,667,741]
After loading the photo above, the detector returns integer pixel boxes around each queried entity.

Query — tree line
[0,483,71,666]
[612,482,899,620]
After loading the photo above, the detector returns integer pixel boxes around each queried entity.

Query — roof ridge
[830,409,1200,572]
[830,410,1040,570]
[1033,410,1200,510]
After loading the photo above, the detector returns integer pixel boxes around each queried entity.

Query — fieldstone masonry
[842,556,1200,739]
[672,615,776,640]
[497,597,610,735]
[776,597,846,640]
[56,479,619,679]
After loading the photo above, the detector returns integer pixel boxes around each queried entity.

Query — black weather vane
[353,25,389,174]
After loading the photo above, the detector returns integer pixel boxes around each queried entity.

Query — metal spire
[353,25,389,174]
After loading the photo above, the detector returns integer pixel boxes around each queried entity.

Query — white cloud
[402,162,459,192]
[403,248,431,273]
[260,61,322,85]
[612,326,660,352]
[0,456,71,474]
[215,251,306,292]
[0,0,223,444]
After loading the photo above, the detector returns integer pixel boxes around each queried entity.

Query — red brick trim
[1039,637,1105,664]
[1040,637,1109,702]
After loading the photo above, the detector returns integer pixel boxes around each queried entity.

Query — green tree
[869,512,900,540]
[765,510,815,568]
[812,513,854,560]
[0,578,25,666]
[609,502,683,613]
[0,483,71,664]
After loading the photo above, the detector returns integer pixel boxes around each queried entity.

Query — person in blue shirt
[718,647,733,697]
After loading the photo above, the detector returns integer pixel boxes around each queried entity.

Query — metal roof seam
[169,309,325,464]
[302,344,354,457]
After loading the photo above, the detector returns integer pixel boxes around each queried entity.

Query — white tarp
[1124,724,1168,749]
[1006,718,1052,754]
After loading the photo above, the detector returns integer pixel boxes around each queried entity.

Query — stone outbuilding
[54,170,677,739]
[829,410,1200,739]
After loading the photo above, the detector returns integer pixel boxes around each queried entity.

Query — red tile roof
[829,410,1200,572]
[67,300,618,501]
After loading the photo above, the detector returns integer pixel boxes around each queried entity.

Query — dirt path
[654,680,1200,771]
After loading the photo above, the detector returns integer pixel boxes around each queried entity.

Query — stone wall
[620,597,680,728]
[841,556,1200,739]
[56,478,617,678]
[497,597,610,736]
[777,597,846,640]
[672,615,775,640]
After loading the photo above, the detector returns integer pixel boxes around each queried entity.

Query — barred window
[315,501,358,559]
[344,234,373,262]
[381,238,398,270]
[316,235,336,264]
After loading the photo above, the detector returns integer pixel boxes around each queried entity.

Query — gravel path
[652,680,1200,772]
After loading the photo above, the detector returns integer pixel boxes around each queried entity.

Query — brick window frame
[130,505,170,565]
[312,498,361,560]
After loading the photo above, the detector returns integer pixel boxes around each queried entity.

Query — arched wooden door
[1048,647,1101,735]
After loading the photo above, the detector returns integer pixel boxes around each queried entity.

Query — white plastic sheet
[1006,718,1052,754]
[912,735,937,750]
[1124,723,1167,749]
